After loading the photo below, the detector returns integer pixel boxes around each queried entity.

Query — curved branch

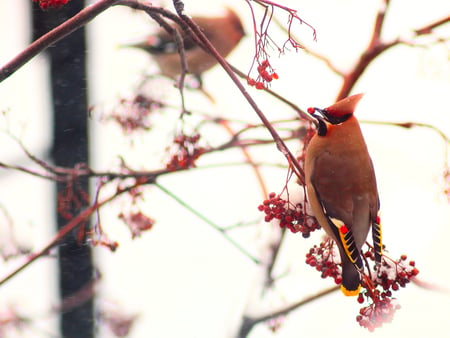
[336,6,449,100]
[0,179,145,286]
[238,285,339,337]
[0,0,120,82]
[170,0,306,184]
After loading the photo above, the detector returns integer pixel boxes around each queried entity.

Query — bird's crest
[325,93,364,117]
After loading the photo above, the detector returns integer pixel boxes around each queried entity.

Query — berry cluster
[258,192,320,237]
[89,230,119,252]
[118,211,155,239]
[247,60,278,90]
[375,254,419,291]
[304,238,420,331]
[110,94,162,135]
[356,295,399,332]
[32,0,69,9]
[57,178,90,221]
[357,253,419,330]
[165,133,205,171]
[305,240,342,285]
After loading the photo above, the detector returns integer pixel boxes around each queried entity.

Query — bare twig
[360,120,450,144]
[336,3,449,100]
[170,0,307,184]
[228,64,316,123]
[155,183,261,264]
[238,285,339,337]
[0,0,120,82]
[0,179,145,286]
[414,15,450,35]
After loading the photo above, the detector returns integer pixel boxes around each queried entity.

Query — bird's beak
[120,42,147,50]
[307,107,326,126]
[310,108,327,121]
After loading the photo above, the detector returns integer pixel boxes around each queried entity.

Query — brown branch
[238,285,339,337]
[170,0,306,184]
[228,64,316,124]
[252,0,317,40]
[336,39,398,100]
[360,120,450,144]
[264,227,287,288]
[268,1,448,102]
[0,179,146,286]
[220,121,269,198]
[336,0,393,100]
[368,0,390,50]
[414,15,450,35]
[0,0,120,82]
[270,16,344,77]
[337,5,449,100]
[116,0,191,113]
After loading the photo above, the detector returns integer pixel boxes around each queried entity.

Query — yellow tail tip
[340,284,361,297]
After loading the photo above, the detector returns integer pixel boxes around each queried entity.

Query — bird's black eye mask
[309,108,352,136]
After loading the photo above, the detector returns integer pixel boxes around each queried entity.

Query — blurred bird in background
[125,8,245,89]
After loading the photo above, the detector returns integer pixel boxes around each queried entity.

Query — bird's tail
[341,258,361,296]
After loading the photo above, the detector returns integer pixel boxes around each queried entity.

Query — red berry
[357,294,364,304]
[255,82,265,90]
[307,107,316,114]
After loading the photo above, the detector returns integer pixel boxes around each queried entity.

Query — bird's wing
[309,151,369,270]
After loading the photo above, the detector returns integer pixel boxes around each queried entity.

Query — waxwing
[305,93,382,296]
[127,8,245,79]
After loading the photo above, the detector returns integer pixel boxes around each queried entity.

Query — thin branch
[264,227,287,288]
[360,120,450,144]
[252,0,317,40]
[0,179,144,286]
[117,0,190,113]
[0,0,120,82]
[168,0,306,184]
[155,182,260,264]
[227,64,317,124]
[270,17,344,77]
[337,5,449,100]
[368,0,390,50]
[414,15,450,35]
[220,120,269,198]
[238,285,339,337]
[270,1,448,102]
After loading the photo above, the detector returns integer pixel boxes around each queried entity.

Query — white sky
[0,0,449,337]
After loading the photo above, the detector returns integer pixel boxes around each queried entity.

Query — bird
[126,8,245,81]
[304,93,382,296]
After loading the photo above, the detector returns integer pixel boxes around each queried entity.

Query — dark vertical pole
[32,2,94,338]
